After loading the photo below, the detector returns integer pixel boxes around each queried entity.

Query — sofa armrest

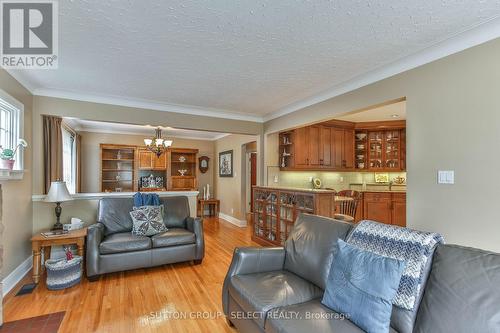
[86,223,104,278]
[186,217,204,261]
[222,247,285,315]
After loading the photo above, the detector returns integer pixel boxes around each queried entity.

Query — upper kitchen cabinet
[279,121,354,171]
[354,120,406,172]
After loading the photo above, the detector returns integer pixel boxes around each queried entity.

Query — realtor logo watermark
[1,0,58,69]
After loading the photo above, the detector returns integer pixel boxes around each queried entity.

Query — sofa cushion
[414,244,500,333]
[151,228,195,248]
[160,196,189,228]
[228,270,323,328]
[284,214,352,289]
[266,300,399,333]
[99,232,151,255]
[97,198,135,235]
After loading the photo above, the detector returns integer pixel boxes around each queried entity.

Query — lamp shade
[45,181,73,203]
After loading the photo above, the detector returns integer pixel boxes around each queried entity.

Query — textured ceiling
[11,0,500,119]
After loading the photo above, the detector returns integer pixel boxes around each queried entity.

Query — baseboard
[2,255,33,296]
[218,212,247,227]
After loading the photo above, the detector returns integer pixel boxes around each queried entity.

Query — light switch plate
[438,170,454,184]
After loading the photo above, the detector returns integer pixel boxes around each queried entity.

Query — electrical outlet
[308,177,313,182]
[273,175,279,183]
[339,176,344,182]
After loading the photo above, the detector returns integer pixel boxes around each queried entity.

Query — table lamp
[45,181,73,230]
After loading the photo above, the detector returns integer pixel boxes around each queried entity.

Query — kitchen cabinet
[280,124,352,170]
[355,121,406,171]
[363,192,406,226]
[332,128,354,169]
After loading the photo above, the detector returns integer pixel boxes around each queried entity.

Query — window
[62,126,76,193]
[0,89,24,170]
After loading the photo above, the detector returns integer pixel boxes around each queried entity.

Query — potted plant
[0,139,28,170]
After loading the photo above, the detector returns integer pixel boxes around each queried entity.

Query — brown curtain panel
[43,116,63,194]
[75,133,82,193]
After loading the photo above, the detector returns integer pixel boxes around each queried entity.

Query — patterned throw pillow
[130,206,166,236]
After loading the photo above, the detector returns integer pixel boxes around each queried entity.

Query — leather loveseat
[86,196,204,280]
[223,213,500,333]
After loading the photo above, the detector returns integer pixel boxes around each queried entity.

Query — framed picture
[219,150,233,177]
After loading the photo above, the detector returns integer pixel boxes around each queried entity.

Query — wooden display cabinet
[168,148,199,190]
[252,186,335,246]
[138,148,167,170]
[100,144,137,192]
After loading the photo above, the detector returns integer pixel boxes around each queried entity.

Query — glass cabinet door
[368,131,383,169]
[384,130,400,170]
[253,190,266,238]
[265,191,278,242]
[279,192,295,245]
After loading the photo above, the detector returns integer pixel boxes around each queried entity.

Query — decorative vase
[206,184,210,199]
[0,159,15,170]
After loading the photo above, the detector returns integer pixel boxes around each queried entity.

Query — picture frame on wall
[219,150,233,177]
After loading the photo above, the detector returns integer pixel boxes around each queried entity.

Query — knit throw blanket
[347,220,444,310]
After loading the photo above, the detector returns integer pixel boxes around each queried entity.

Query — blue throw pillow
[321,239,406,333]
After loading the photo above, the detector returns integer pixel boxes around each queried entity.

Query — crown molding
[33,88,265,123]
[263,16,500,122]
[76,126,230,141]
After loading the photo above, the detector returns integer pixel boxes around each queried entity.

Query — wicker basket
[45,256,82,290]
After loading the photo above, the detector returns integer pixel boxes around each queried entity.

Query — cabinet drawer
[364,192,391,201]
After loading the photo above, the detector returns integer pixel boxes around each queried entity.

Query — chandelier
[144,127,173,157]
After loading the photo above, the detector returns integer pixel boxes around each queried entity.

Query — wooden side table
[198,199,220,218]
[30,228,88,284]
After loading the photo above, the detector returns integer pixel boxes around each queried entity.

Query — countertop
[253,185,336,194]
[254,185,405,194]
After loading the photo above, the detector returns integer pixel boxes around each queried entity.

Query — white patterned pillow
[130,206,166,236]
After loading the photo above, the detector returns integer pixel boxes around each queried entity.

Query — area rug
[0,311,65,333]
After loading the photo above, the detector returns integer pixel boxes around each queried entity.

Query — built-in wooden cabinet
[252,186,335,246]
[100,145,199,192]
[100,144,138,192]
[138,149,167,170]
[280,120,405,172]
[281,122,355,171]
[363,192,406,226]
[168,148,198,190]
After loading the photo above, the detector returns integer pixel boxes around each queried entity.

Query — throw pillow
[133,204,165,217]
[321,239,405,333]
[130,206,166,236]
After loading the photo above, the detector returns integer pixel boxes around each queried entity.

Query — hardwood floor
[3,217,258,332]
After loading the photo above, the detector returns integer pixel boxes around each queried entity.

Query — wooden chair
[334,190,361,223]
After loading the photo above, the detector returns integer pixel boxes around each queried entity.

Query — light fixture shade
[45,181,73,203]
[144,138,153,146]
[164,140,173,147]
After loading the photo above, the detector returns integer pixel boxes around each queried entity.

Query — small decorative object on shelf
[116,150,122,159]
[0,138,28,170]
[178,169,187,176]
[179,155,187,162]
